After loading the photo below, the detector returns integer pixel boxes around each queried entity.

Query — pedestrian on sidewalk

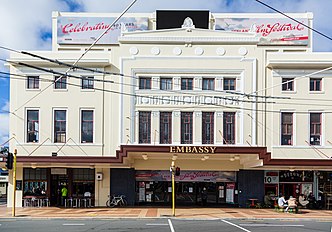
[201,187,207,206]
[61,184,68,207]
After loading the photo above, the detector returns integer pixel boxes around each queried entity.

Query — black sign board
[279,171,313,182]
[16,180,22,191]
[156,10,209,30]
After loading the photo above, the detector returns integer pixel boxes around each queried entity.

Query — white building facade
[4,10,332,208]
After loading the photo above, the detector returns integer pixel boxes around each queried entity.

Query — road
[0,218,331,232]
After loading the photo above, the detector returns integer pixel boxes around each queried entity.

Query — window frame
[202,112,214,144]
[181,112,193,144]
[81,76,94,90]
[139,111,151,144]
[223,112,235,144]
[310,113,321,145]
[223,78,236,91]
[281,112,293,145]
[181,78,193,90]
[160,78,173,90]
[159,112,172,144]
[27,76,40,89]
[282,78,294,91]
[202,78,215,91]
[54,75,67,90]
[81,110,94,143]
[54,109,67,143]
[139,77,152,90]
[27,109,39,143]
[310,78,322,92]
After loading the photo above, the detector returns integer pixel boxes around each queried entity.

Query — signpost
[170,161,175,216]
[12,149,17,217]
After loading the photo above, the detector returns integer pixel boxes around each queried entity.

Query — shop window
[181,78,193,90]
[223,112,235,144]
[282,78,294,91]
[223,78,235,91]
[281,112,293,145]
[54,75,67,89]
[202,112,214,144]
[139,111,151,144]
[72,168,95,197]
[310,78,322,91]
[27,110,39,143]
[23,168,47,196]
[27,76,39,89]
[54,110,66,143]
[139,77,151,89]
[202,78,214,90]
[160,112,172,144]
[81,110,93,143]
[310,113,321,145]
[181,112,193,144]
[82,76,94,89]
[160,78,172,90]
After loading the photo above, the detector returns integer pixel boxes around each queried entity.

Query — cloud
[0,101,9,146]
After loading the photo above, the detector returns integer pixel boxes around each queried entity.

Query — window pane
[160,112,172,144]
[81,110,93,143]
[181,112,193,144]
[202,112,214,144]
[181,78,193,90]
[160,78,172,90]
[223,112,235,144]
[139,112,151,143]
[139,77,151,89]
[27,110,39,143]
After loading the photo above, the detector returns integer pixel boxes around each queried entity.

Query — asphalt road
[0,218,331,232]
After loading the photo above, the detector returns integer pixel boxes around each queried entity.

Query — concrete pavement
[1,206,332,220]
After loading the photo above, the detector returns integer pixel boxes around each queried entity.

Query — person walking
[61,184,68,207]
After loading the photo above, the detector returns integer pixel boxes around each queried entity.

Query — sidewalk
[1,206,332,220]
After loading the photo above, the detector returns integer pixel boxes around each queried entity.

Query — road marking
[62,223,85,226]
[146,223,168,226]
[168,219,175,232]
[239,224,304,227]
[221,219,251,232]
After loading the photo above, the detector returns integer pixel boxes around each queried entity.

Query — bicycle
[106,195,127,207]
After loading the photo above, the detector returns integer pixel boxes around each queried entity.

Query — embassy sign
[170,146,217,154]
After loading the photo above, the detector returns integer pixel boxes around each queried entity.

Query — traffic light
[175,167,180,176]
[6,153,13,170]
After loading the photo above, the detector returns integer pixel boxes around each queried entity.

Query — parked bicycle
[106,195,127,207]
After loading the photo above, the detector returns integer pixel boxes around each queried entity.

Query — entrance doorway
[280,183,300,199]
[51,174,68,206]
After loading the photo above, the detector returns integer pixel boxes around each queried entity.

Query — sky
[1,0,332,145]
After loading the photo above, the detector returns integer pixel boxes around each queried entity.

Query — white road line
[221,219,251,232]
[146,223,168,226]
[239,224,304,227]
[62,223,85,226]
[168,219,175,232]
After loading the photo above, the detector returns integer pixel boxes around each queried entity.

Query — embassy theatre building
[5,10,332,208]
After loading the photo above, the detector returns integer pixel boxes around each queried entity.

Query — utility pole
[171,161,175,216]
[12,149,17,217]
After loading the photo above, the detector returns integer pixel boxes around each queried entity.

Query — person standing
[61,185,68,207]
[201,187,208,206]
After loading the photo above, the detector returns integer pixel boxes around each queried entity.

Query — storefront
[23,168,95,206]
[135,170,236,206]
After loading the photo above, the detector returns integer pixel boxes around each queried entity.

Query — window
[54,75,67,89]
[202,112,214,144]
[281,113,293,145]
[181,78,193,90]
[160,112,172,144]
[310,113,321,145]
[54,110,66,143]
[27,110,39,143]
[72,168,95,197]
[223,78,236,90]
[310,78,322,91]
[139,77,151,89]
[202,78,214,90]
[82,76,94,89]
[160,78,172,90]
[181,112,193,144]
[27,76,39,89]
[81,110,93,143]
[282,78,294,91]
[139,112,151,143]
[223,112,235,144]
[23,168,47,196]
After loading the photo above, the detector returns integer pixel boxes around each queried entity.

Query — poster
[57,16,148,44]
[215,17,309,45]
[226,183,235,203]
[139,187,145,201]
